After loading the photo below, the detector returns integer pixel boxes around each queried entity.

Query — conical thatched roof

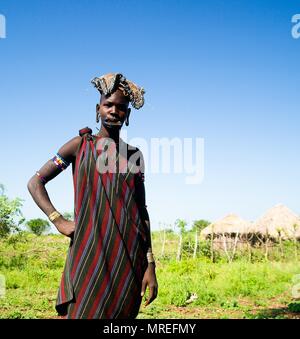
[253,204,300,239]
[201,213,253,238]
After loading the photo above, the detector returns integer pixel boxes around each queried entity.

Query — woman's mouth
[104,118,122,126]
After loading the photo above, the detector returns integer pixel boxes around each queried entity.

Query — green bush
[26,219,50,236]
[0,186,24,237]
[288,302,300,313]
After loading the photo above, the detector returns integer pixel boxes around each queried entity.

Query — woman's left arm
[134,169,158,306]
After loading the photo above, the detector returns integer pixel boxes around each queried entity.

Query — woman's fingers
[144,285,158,306]
[141,280,147,297]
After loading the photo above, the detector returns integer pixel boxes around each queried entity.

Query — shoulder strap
[79,126,93,137]
[75,127,93,156]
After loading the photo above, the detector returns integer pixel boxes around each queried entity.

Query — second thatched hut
[252,204,300,241]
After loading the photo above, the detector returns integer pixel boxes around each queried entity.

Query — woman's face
[97,89,130,129]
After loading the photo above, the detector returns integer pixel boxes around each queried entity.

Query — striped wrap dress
[55,129,149,319]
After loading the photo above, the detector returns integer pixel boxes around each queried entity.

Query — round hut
[252,204,300,241]
[200,214,254,251]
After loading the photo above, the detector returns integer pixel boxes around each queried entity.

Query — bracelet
[52,153,70,171]
[146,249,156,266]
[48,211,61,223]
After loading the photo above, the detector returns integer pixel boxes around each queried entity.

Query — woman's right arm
[27,136,82,237]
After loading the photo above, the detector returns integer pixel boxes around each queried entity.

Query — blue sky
[0,0,300,231]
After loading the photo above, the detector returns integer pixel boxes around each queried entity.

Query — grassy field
[1,232,300,319]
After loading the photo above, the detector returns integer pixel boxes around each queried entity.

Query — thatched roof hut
[252,204,300,240]
[201,213,253,239]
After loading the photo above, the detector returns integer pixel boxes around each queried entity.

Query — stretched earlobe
[96,104,100,123]
[125,108,131,126]
[125,109,131,126]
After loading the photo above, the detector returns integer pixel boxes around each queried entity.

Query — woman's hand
[141,264,158,306]
[53,217,75,238]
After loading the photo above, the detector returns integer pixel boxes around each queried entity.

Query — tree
[62,211,74,221]
[26,218,50,236]
[175,219,187,261]
[192,219,210,233]
[192,220,210,259]
[175,219,187,235]
[0,185,24,237]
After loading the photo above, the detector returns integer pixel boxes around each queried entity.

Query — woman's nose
[110,110,119,118]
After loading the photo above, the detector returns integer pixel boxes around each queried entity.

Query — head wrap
[91,73,145,109]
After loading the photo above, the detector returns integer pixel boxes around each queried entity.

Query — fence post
[193,230,198,259]
[161,227,166,257]
[210,226,214,263]
[176,233,182,261]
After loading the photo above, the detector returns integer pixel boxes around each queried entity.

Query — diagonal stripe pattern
[55,131,148,319]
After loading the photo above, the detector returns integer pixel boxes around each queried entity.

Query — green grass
[1,233,300,319]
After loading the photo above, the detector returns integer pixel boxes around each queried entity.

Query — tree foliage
[192,219,210,233]
[0,185,25,237]
[26,218,50,236]
[62,211,74,221]
[175,219,188,235]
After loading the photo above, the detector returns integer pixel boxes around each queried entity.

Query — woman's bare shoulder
[57,136,83,161]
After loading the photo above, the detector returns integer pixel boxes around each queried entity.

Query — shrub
[26,219,50,236]
[0,186,24,237]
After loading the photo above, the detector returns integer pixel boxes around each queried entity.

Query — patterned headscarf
[91,73,145,109]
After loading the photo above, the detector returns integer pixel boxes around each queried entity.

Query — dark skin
[27,89,158,307]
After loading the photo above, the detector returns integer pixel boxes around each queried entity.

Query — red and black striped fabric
[55,131,148,319]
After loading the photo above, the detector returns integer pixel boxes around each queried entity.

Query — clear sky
[0,0,300,231]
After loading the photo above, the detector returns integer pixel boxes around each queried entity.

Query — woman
[27,73,158,319]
